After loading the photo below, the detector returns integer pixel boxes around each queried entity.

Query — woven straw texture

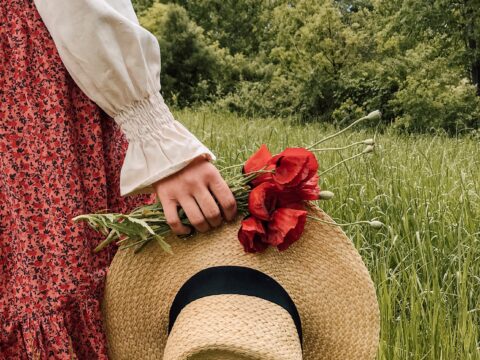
[101,202,380,359]
[163,295,302,360]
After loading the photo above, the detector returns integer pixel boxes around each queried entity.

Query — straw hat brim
[101,202,380,359]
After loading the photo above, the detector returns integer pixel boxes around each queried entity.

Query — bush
[389,45,480,134]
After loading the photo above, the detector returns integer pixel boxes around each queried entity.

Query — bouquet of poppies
[73,111,383,254]
[237,145,321,252]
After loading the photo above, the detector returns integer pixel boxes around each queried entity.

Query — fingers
[194,187,223,228]
[152,158,238,236]
[178,196,211,233]
[162,198,192,235]
[208,173,237,222]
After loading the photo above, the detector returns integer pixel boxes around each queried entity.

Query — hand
[152,155,237,235]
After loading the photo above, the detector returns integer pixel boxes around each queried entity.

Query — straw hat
[101,202,380,359]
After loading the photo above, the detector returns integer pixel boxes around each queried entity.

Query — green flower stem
[92,229,118,253]
[306,215,372,227]
[218,163,244,173]
[310,141,365,152]
[318,151,367,176]
[306,114,371,149]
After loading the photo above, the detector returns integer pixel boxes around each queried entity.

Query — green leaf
[127,216,156,235]
[155,235,173,254]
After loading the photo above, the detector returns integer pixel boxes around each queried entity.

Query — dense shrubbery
[138,2,260,107]
[133,0,480,134]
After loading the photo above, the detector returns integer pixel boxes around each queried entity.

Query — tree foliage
[133,0,480,133]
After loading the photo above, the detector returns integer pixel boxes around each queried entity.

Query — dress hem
[1,296,109,360]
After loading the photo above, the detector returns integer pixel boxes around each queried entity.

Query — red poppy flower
[268,148,318,189]
[273,173,320,208]
[248,181,279,220]
[276,173,320,207]
[243,145,319,191]
[238,216,269,253]
[243,144,275,186]
[266,208,307,251]
[298,173,321,200]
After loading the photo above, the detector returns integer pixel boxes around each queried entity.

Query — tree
[163,0,272,56]
[372,0,480,94]
[134,0,480,133]
[139,2,224,105]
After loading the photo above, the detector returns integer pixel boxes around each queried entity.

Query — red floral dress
[0,1,157,358]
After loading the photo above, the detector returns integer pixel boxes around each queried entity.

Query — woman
[0,0,237,358]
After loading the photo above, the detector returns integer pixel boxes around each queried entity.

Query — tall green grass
[175,106,480,359]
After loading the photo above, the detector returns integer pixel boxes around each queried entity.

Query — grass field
[175,106,480,360]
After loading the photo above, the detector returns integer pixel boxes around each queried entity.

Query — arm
[33,0,216,197]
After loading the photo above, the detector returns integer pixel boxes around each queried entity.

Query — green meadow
[176,106,480,360]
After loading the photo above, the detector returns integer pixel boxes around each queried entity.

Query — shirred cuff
[114,92,217,197]
[114,91,176,141]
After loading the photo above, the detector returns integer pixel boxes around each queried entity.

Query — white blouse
[32,0,217,197]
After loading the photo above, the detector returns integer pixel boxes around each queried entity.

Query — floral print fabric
[0,1,156,358]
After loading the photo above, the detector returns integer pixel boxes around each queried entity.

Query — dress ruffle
[1,297,108,360]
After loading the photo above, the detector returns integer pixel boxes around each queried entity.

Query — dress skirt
[0,1,157,358]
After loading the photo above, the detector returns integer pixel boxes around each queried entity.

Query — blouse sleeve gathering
[32,0,217,196]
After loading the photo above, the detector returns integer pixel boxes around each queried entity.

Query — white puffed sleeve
[33,0,216,196]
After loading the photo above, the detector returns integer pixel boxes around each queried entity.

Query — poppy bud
[363,139,375,146]
[319,190,334,200]
[366,110,381,121]
[368,220,383,229]
[362,145,375,154]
